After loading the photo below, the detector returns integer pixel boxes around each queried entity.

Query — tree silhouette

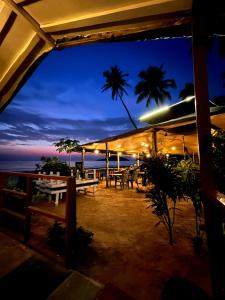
[102,65,137,129]
[179,83,195,99]
[135,64,176,107]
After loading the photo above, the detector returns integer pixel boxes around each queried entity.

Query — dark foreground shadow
[161,277,212,300]
[0,254,70,300]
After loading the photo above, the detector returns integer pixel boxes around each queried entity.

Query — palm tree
[135,64,176,107]
[179,83,195,99]
[102,65,137,129]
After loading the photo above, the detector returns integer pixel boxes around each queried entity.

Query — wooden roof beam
[2,0,55,48]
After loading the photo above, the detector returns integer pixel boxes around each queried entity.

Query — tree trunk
[119,96,138,129]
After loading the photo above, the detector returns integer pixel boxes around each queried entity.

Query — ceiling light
[94,149,99,154]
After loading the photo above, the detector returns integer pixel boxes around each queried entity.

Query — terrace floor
[28,180,212,299]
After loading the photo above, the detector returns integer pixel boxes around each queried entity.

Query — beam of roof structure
[0,0,193,111]
[1,0,225,111]
[82,103,225,156]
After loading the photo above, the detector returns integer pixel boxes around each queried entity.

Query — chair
[115,171,129,189]
[127,170,139,189]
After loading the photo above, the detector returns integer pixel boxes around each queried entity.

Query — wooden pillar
[65,177,76,267]
[192,2,225,298]
[105,143,109,188]
[137,153,140,166]
[117,152,120,171]
[152,129,157,157]
[81,148,85,173]
[24,176,33,242]
[182,136,186,160]
[0,172,5,208]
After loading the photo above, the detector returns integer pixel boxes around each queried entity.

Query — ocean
[0,160,133,172]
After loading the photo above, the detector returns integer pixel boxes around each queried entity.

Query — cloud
[0,106,136,156]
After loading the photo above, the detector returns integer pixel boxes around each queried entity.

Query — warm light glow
[144,143,149,147]
[139,96,195,122]
[94,149,99,154]
[184,96,195,102]
[139,106,169,121]
[146,153,151,158]
[132,153,136,158]
[118,152,122,156]
[109,152,111,157]
[171,146,176,151]
[116,144,121,148]
[166,153,170,158]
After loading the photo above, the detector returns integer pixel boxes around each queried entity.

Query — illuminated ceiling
[0,0,193,111]
[82,110,225,156]
[1,1,225,112]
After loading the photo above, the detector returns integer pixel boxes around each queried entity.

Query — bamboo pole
[192,2,225,298]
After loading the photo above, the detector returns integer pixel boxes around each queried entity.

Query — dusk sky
[0,37,225,161]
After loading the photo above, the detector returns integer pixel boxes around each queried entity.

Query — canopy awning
[82,105,225,156]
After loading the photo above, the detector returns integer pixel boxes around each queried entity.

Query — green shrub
[36,156,71,176]
[47,221,94,265]
[145,156,184,245]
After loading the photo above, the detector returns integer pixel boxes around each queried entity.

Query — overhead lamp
[171,146,176,151]
[144,143,149,147]
[146,153,151,158]
[116,144,121,148]
[132,153,137,158]
[118,152,122,156]
[94,149,99,154]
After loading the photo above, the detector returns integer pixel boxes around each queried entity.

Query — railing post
[24,176,33,242]
[0,173,6,208]
[65,176,76,267]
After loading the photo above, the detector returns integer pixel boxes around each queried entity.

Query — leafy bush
[47,221,94,265]
[176,159,203,250]
[36,156,71,176]
[212,128,225,194]
[47,221,65,255]
[145,156,184,245]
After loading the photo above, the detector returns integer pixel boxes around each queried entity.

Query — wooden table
[36,178,99,206]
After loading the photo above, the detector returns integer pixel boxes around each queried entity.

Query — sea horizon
[0,159,134,172]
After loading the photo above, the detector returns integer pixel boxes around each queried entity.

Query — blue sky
[0,37,224,160]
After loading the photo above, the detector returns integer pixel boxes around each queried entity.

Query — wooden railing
[0,171,76,267]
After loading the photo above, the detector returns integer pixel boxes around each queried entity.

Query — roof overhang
[0,0,194,111]
[82,106,225,156]
[1,1,225,112]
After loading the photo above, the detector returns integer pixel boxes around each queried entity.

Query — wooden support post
[81,148,85,174]
[137,153,140,166]
[105,143,109,188]
[65,177,76,268]
[192,2,225,298]
[0,173,6,208]
[152,129,157,157]
[24,176,33,242]
[117,152,120,171]
[182,136,186,160]
[26,176,33,206]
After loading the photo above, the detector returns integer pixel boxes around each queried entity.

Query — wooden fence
[0,171,76,267]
